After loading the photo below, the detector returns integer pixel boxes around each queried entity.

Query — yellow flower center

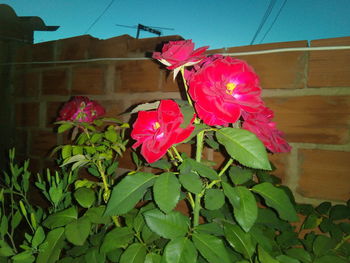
[226,82,237,95]
[153,122,160,130]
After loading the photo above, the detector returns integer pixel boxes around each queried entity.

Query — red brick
[57,35,97,61]
[160,70,182,92]
[118,148,136,170]
[14,129,28,156]
[297,149,350,201]
[115,60,161,92]
[46,101,65,127]
[268,152,290,183]
[223,41,308,89]
[89,35,131,58]
[42,69,69,95]
[308,37,350,87]
[30,130,58,157]
[14,71,40,97]
[15,102,39,127]
[264,96,350,144]
[72,66,105,95]
[100,100,124,119]
[32,41,55,64]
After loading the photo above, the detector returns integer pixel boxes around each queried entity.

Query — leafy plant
[1,40,349,263]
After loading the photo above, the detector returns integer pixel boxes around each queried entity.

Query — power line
[85,0,117,34]
[250,0,277,45]
[260,0,288,43]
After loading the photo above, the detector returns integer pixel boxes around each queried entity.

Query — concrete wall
[5,34,350,204]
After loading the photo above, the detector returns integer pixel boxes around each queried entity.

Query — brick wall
[6,34,350,204]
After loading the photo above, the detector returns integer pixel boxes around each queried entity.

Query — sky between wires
[2,0,350,49]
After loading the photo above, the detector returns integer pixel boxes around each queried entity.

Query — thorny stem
[172,146,183,163]
[193,130,205,227]
[84,128,121,227]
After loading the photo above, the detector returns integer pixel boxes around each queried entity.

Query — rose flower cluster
[131,40,291,163]
[57,96,105,123]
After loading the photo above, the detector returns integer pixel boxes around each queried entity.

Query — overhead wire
[2,46,350,66]
[260,0,288,43]
[85,0,117,34]
[250,0,277,45]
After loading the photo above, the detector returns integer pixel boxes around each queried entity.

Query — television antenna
[116,23,174,38]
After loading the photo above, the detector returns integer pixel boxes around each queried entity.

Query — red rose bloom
[131,100,195,163]
[152,40,208,70]
[242,107,291,153]
[187,56,263,126]
[57,96,105,123]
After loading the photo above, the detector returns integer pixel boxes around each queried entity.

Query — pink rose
[187,56,263,126]
[242,107,291,153]
[57,96,105,123]
[131,100,195,163]
[152,40,209,70]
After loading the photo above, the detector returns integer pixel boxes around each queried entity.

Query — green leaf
[105,129,117,142]
[315,202,332,215]
[58,123,73,133]
[104,172,156,216]
[153,172,181,213]
[84,206,110,224]
[106,248,123,263]
[330,205,350,220]
[276,255,300,263]
[204,189,225,210]
[65,217,91,246]
[100,227,134,253]
[11,250,35,263]
[313,255,348,263]
[179,171,203,194]
[143,209,189,239]
[131,101,160,114]
[223,222,255,259]
[216,128,271,170]
[74,187,96,208]
[32,226,46,248]
[12,210,23,230]
[313,235,335,256]
[61,145,72,160]
[84,247,106,263]
[150,159,172,170]
[144,253,162,263]
[164,237,197,263]
[195,222,224,236]
[0,240,14,257]
[285,248,312,263]
[37,227,65,263]
[250,226,277,253]
[120,243,147,263]
[192,232,231,263]
[0,216,8,238]
[258,245,279,263]
[252,182,298,222]
[229,166,253,185]
[141,224,160,244]
[222,183,257,232]
[106,161,119,176]
[180,158,218,180]
[43,207,77,229]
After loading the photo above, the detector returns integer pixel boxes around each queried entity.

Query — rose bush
[3,39,349,263]
[131,99,195,163]
[57,96,105,123]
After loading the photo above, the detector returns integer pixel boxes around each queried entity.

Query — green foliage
[2,96,350,263]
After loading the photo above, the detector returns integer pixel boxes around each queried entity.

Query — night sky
[2,0,350,49]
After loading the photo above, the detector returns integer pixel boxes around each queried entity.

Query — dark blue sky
[2,0,350,49]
